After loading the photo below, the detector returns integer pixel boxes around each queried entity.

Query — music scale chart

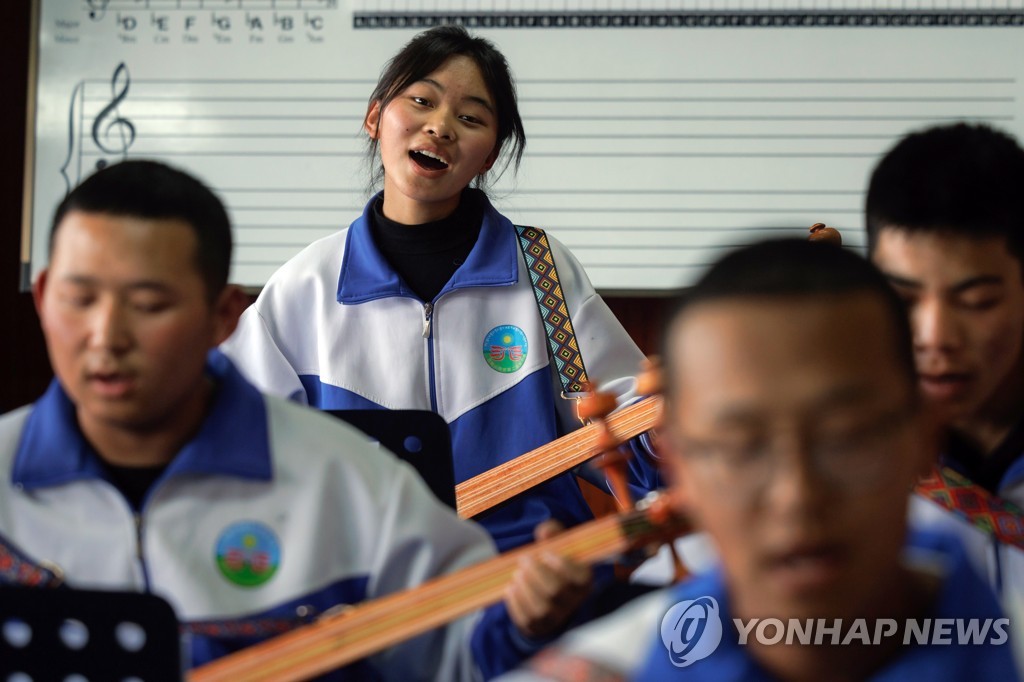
[26,0,1024,291]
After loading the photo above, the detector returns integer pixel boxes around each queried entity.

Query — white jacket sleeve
[222,305,309,404]
[543,236,648,434]
[366,461,496,682]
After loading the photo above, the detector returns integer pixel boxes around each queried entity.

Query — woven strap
[514,225,590,395]
[0,533,64,588]
[916,465,1024,551]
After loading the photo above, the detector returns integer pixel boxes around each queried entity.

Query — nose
[763,430,829,516]
[425,106,455,141]
[88,297,132,354]
[912,298,962,354]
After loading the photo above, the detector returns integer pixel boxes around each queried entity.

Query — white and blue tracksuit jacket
[0,354,537,680]
[222,193,661,551]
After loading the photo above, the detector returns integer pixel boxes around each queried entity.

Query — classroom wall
[0,5,665,413]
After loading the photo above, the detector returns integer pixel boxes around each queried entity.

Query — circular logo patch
[215,521,281,588]
[483,325,528,373]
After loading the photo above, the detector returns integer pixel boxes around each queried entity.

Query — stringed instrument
[190,494,686,682]
[190,370,685,682]
[456,363,662,519]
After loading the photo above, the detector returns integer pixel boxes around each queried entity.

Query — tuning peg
[635,357,662,396]
[576,387,618,424]
[808,222,842,245]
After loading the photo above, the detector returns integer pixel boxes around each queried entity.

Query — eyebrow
[61,275,174,293]
[708,384,877,427]
[884,273,1005,294]
[420,78,495,114]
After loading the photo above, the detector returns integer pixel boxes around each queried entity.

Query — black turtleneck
[102,461,167,511]
[370,189,485,302]
[944,418,1024,496]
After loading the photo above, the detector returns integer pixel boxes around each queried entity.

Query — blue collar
[336,192,520,304]
[12,351,272,490]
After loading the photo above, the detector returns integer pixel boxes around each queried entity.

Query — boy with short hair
[866,121,1024,673]
[867,122,1024,503]
[0,159,583,679]
[498,239,1017,680]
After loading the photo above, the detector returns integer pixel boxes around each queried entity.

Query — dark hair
[659,239,916,398]
[50,159,232,299]
[365,25,526,191]
[865,122,1024,264]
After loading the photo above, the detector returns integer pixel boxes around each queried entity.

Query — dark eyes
[58,291,170,314]
[959,297,1001,311]
[892,289,1002,313]
[407,96,486,125]
[132,300,171,313]
[63,293,95,309]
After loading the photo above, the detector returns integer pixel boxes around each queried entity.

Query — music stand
[327,409,458,510]
[0,585,182,681]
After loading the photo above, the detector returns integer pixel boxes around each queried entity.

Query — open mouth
[918,372,972,400]
[766,544,846,593]
[88,371,135,398]
[410,150,449,171]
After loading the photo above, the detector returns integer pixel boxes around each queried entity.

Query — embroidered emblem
[215,521,281,588]
[483,325,529,373]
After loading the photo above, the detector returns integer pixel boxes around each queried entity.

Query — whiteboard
[23,0,1024,292]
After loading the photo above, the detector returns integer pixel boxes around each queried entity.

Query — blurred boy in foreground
[500,239,1018,681]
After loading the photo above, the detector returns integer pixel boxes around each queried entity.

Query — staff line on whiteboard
[220,188,862,195]
[82,151,881,159]
[224,206,861,214]
[525,226,851,232]
[75,95,1017,104]
[74,78,1016,85]
[233,224,839,231]
[74,133,943,141]
[74,114,1015,122]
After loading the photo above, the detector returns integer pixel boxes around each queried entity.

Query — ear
[478,145,499,175]
[210,284,249,346]
[364,100,382,140]
[32,269,49,318]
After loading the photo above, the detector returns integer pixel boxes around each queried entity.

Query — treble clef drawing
[87,0,109,22]
[59,63,137,194]
[91,62,136,168]
[59,79,85,193]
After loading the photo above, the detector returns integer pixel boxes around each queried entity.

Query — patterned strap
[0,533,65,588]
[916,465,1024,551]
[514,225,590,395]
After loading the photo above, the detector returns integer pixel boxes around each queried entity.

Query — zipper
[133,510,153,591]
[421,302,433,338]
[423,302,438,412]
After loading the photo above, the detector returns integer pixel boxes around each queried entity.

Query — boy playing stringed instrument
[0,159,593,679]
[499,239,1018,680]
